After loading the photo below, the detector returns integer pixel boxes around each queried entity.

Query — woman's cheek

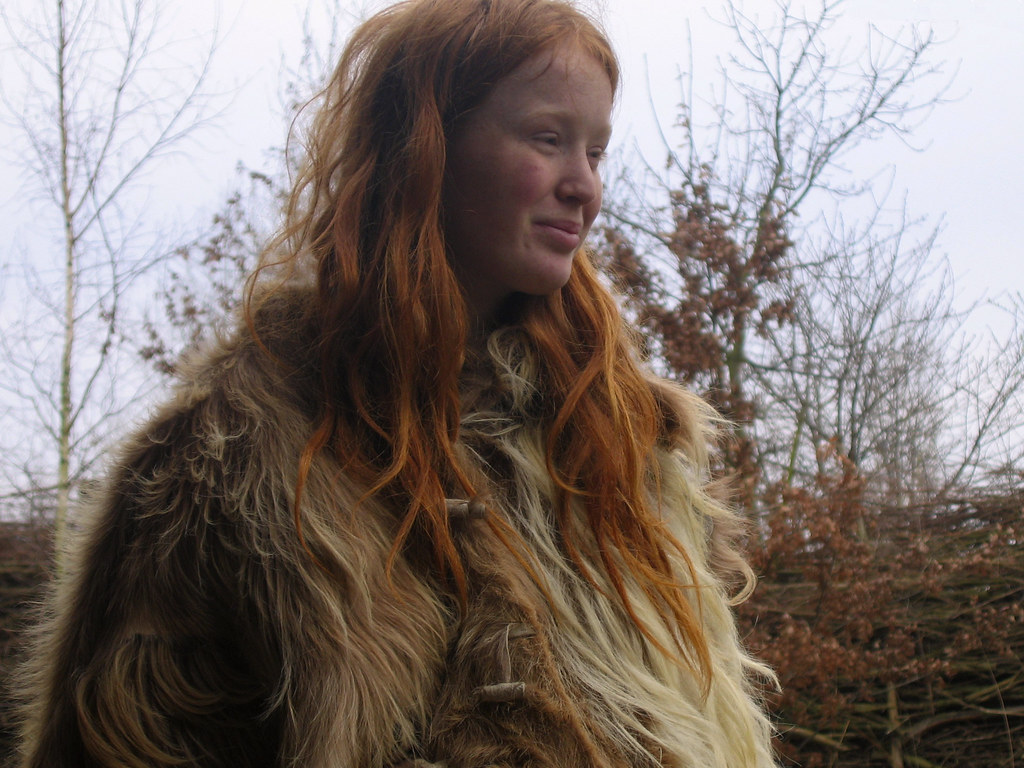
[508,161,553,205]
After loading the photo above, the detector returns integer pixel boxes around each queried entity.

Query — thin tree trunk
[56,0,74,561]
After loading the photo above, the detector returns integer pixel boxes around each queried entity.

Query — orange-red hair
[253,0,718,689]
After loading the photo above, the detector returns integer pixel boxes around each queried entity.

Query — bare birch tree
[0,0,220,550]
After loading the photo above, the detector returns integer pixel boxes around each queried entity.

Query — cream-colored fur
[14,286,776,767]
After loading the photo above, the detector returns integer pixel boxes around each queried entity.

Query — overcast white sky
[3,0,1022,333]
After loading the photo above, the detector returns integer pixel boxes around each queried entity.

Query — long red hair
[252,0,721,690]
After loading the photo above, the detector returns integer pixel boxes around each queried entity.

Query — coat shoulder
[16,284,454,767]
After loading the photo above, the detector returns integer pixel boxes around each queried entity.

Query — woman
[15,0,777,765]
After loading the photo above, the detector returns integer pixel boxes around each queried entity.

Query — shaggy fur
[14,286,776,767]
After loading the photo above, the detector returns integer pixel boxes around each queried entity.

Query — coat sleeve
[16,358,452,768]
[15,400,285,768]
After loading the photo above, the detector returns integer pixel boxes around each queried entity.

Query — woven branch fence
[740,490,1024,767]
[0,492,1021,766]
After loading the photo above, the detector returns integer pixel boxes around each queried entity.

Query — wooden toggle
[444,497,488,520]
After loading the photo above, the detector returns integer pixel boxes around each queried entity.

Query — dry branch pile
[740,476,1024,767]
[0,523,50,763]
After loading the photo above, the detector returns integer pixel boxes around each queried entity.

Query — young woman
[15,0,777,765]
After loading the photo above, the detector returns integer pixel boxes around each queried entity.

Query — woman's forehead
[484,48,614,122]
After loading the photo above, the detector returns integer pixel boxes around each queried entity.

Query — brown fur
[13,286,776,767]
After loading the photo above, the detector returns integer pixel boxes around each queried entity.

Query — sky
[2,0,1022,333]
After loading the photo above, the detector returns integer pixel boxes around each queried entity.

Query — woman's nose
[556,151,600,205]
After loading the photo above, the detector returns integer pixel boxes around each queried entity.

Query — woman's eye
[588,148,607,166]
[534,133,559,147]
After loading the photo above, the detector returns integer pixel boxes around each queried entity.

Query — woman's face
[444,47,614,320]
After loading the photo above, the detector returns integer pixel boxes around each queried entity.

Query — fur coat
[15,286,777,767]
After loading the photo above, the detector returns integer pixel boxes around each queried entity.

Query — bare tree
[600,0,981,496]
[943,296,1024,491]
[140,169,283,375]
[0,0,220,548]
[140,0,369,376]
[754,208,958,500]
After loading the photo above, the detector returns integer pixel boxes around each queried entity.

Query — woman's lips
[536,219,583,251]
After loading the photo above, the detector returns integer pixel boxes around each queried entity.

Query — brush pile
[740,475,1024,767]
